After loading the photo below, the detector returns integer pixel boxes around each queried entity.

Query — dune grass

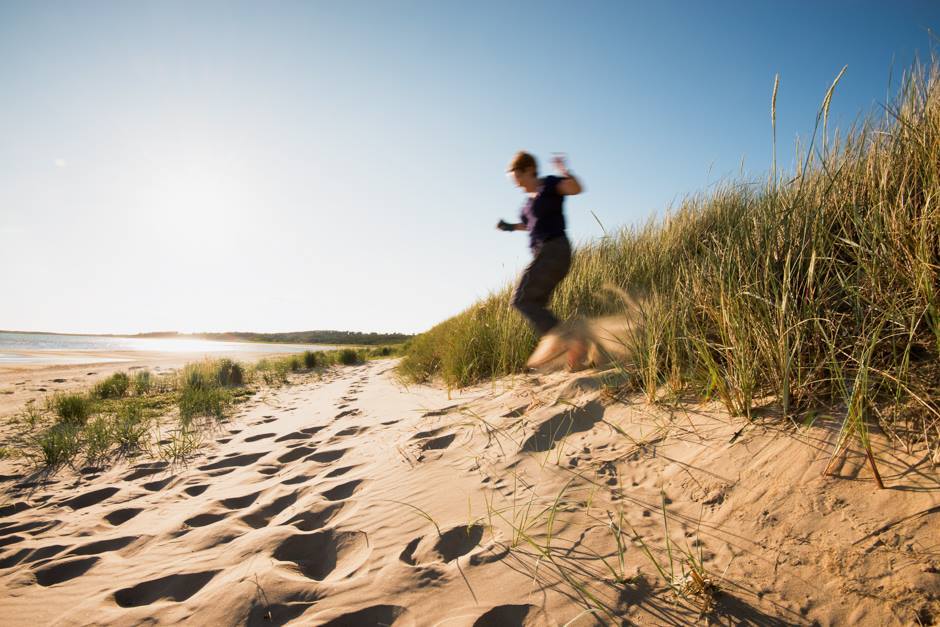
[399,62,940,455]
[253,345,398,386]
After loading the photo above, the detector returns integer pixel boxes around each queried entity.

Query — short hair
[507,151,537,174]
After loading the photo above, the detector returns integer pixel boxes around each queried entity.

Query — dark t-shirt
[520,175,566,249]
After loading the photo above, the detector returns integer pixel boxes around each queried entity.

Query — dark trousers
[511,236,572,336]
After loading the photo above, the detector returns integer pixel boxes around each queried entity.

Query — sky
[1,1,938,335]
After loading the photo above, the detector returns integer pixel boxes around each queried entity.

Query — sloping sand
[0,360,937,625]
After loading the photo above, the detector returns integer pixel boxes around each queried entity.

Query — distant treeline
[133,330,412,346]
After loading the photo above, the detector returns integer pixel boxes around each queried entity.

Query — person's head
[507,151,539,191]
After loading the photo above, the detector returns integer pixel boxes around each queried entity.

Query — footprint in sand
[113,570,219,607]
[244,432,276,442]
[59,486,120,511]
[305,449,347,464]
[65,536,136,556]
[273,431,310,443]
[281,474,312,485]
[277,446,316,464]
[520,401,604,453]
[272,529,370,582]
[198,452,265,471]
[0,500,31,518]
[282,502,344,531]
[300,425,326,435]
[219,491,261,509]
[318,605,409,627]
[473,604,551,627]
[334,425,367,438]
[324,465,357,478]
[121,462,169,482]
[184,512,227,528]
[105,507,143,526]
[205,468,236,478]
[420,433,456,451]
[33,555,99,586]
[412,427,449,440]
[142,476,176,492]
[183,484,209,497]
[321,480,363,502]
[335,409,361,420]
[0,543,69,569]
[399,523,485,566]
[239,491,299,529]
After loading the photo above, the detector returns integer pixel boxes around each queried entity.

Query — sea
[0,331,333,365]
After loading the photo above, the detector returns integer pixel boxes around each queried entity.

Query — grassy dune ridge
[399,63,940,454]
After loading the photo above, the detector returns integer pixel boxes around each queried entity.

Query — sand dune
[0,360,937,625]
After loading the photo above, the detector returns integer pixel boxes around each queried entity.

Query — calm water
[0,331,333,365]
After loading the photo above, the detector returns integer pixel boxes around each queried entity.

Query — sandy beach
[0,358,936,626]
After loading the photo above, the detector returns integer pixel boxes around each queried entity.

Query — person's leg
[511,237,572,336]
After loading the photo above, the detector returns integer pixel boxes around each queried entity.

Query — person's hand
[496,219,515,232]
[551,152,570,176]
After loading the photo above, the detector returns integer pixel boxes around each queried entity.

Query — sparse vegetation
[4,346,377,471]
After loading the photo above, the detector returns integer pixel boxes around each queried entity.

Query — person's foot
[566,337,589,371]
[526,332,567,369]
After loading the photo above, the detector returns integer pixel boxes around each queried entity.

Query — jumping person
[497,151,587,369]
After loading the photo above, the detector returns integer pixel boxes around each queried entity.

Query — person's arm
[496,219,528,232]
[552,154,584,196]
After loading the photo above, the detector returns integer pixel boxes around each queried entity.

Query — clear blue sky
[1,1,937,334]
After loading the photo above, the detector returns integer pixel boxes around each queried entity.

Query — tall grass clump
[50,393,92,426]
[92,372,129,399]
[399,63,940,451]
[30,423,82,467]
[132,370,153,395]
[303,350,320,368]
[337,348,361,365]
[111,401,151,453]
[177,359,241,422]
